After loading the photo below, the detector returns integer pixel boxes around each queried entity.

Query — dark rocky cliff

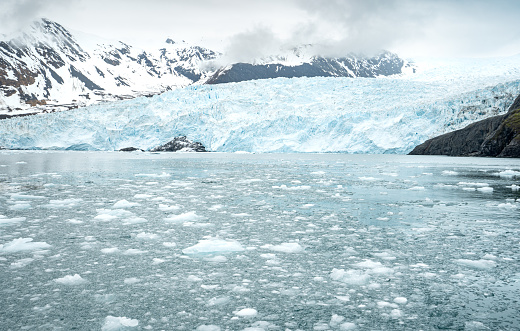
[409,94,520,157]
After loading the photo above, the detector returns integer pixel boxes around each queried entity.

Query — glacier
[1,56,520,153]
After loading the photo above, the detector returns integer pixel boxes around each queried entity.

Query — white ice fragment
[455,259,496,269]
[339,322,357,330]
[42,198,82,208]
[442,170,458,176]
[55,274,87,285]
[507,184,519,191]
[497,202,517,209]
[123,249,147,255]
[263,242,304,253]
[409,186,425,190]
[164,211,204,223]
[163,242,177,248]
[495,169,520,178]
[102,316,139,330]
[124,277,141,284]
[204,255,228,262]
[377,301,398,309]
[187,275,203,282]
[330,314,345,327]
[477,187,493,193]
[113,200,140,208]
[390,309,403,318]
[393,297,408,304]
[135,172,170,178]
[135,232,159,240]
[0,216,26,226]
[183,238,244,255]
[10,257,34,268]
[152,258,166,264]
[101,247,119,254]
[134,194,153,199]
[331,269,370,285]
[0,238,51,252]
[195,325,221,331]
[234,308,258,317]
[358,176,378,181]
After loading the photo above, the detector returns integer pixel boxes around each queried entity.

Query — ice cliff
[1,56,520,154]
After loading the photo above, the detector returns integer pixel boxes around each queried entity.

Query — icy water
[0,152,519,331]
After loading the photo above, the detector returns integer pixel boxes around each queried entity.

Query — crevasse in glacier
[1,56,519,153]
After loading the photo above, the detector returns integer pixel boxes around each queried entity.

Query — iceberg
[1,56,519,153]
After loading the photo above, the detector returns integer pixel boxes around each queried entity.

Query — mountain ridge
[0,18,407,117]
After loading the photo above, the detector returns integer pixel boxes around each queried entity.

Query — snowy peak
[0,18,218,115]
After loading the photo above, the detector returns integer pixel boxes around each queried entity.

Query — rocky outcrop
[409,94,520,157]
[149,136,207,152]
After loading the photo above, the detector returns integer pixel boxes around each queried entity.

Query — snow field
[0,152,519,330]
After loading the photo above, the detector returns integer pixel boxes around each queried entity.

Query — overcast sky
[1,0,520,58]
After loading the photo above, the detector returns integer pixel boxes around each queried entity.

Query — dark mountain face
[409,94,520,158]
[205,52,405,84]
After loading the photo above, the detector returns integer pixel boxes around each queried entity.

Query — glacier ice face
[0,56,519,154]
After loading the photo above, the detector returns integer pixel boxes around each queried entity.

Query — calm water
[0,151,519,330]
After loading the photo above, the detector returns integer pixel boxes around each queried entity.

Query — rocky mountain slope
[0,19,218,116]
[205,50,405,84]
[1,19,407,117]
[409,93,520,157]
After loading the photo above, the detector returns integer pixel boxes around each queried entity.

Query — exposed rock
[119,147,143,152]
[149,136,207,152]
[409,94,520,157]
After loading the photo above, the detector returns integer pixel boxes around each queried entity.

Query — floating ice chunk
[9,203,31,210]
[464,321,487,330]
[135,172,170,178]
[0,216,26,226]
[102,316,139,330]
[10,193,45,200]
[163,242,177,248]
[124,277,141,284]
[134,194,154,199]
[67,219,84,224]
[377,301,398,309]
[477,187,493,193]
[263,242,304,253]
[339,322,357,330]
[55,274,87,285]
[123,217,147,224]
[135,232,159,240]
[95,209,134,220]
[390,309,403,318]
[187,275,203,282]
[458,182,489,187]
[234,308,258,317]
[358,176,378,181]
[442,170,459,176]
[123,249,147,255]
[272,184,311,190]
[10,257,34,268]
[183,238,244,255]
[497,202,518,209]
[195,325,221,331]
[393,297,408,304]
[0,238,51,252]
[207,296,231,306]
[495,170,520,178]
[43,198,83,208]
[204,255,228,262]
[409,186,425,190]
[507,184,520,191]
[330,314,346,327]
[455,259,496,269]
[152,258,166,264]
[331,268,370,285]
[165,211,204,223]
[113,200,140,208]
[311,171,326,175]
[353,261,394,275]
[376,217,389,221]
[101,247,119,254]
[158,204,181,211]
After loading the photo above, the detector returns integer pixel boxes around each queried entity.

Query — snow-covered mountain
[0,19,407,117]
[0,18,218,116]
[1,55,519,153]
[205,48,405,84]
